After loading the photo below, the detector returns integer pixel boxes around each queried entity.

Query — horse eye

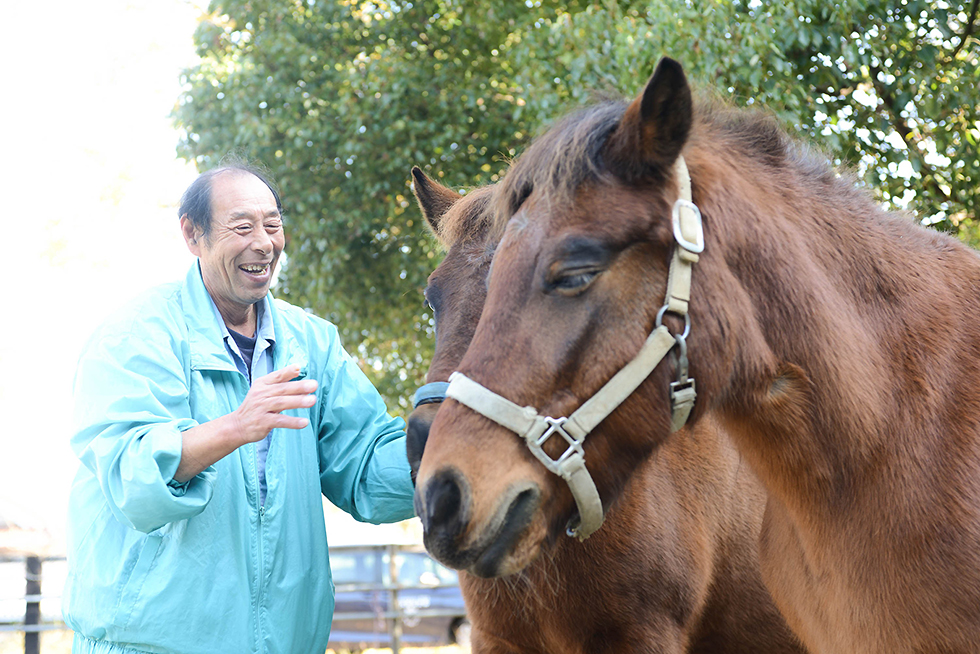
[423,287,441,315]
[552,270,600,295]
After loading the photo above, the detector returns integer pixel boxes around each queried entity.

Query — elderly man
[63,163,416,654]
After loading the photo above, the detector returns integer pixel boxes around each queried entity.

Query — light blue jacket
[63,264,416,654]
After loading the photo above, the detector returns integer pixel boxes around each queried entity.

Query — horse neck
[687,145,980,518]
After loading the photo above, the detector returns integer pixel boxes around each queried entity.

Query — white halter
[446,156,703,540]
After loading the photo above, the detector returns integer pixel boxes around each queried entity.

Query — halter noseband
[417,156,703,541]
[413,381,451,408]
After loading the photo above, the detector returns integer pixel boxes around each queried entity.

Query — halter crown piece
[441,156,703,541]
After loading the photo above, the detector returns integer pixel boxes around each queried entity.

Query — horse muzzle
[416,466,542,577]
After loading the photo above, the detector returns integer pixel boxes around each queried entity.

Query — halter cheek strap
[441,155,703,541]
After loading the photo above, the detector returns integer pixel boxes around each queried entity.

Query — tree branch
[949,0,979,62]
[869,65,952,205]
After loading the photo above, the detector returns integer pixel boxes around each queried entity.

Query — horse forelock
[491,102,627,240]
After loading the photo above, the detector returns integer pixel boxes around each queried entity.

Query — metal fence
[0,554,67,654]
[329,543,469,652]
[1,546,466,654]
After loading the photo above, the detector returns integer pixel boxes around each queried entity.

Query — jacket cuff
[167,477,192,497]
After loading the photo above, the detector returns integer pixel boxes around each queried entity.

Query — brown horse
[407,169,805,653]
[414,58,980,654]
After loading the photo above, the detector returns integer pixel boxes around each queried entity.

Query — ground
[0,631,469,654]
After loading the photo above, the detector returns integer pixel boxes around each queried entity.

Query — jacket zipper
[238,372,266,652]
[256,502,265,651]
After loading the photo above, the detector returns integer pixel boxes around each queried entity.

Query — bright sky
[1,0,203,543]
[0,0,421,550]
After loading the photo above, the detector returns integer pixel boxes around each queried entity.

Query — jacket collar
[181,262,307,376]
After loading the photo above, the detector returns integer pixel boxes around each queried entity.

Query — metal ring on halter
[655,305,691,340]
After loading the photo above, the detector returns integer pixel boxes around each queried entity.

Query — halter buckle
[669,378,697,433]
[672,199,704,254]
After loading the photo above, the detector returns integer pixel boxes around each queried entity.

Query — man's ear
[180,215,202,256]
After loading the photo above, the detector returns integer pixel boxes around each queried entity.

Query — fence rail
[0,555,67,653]
[0,623,67,634]
[1,545,465,654]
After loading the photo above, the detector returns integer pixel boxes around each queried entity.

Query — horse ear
[604,57,692,179]
[412,167,461,238]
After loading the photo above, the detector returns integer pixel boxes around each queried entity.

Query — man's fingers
[272,415,310,430]
[239,367,316,437]
[276,379,318,395]
[262,365,306,383]
[267,394,317,413]
[257,376,318,395]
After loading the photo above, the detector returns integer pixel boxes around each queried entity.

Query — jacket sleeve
[71,318,215,534]
[316,327,416,524]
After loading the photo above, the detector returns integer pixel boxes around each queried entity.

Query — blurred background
[0,0,977,651]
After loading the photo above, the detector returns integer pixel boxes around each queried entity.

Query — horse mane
[491,93,867,240]
[491,102,625,240]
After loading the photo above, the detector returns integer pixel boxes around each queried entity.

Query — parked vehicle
[328,544,470,651]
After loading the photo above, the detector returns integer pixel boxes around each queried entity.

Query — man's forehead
[211,171,278,215]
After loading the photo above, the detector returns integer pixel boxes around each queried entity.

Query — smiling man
[63,162,416,654]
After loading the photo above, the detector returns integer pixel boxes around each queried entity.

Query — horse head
[412,58,729,577]
[406,169,497,483]
[408,53,980,653]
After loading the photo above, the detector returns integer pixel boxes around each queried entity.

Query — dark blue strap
[412,381,451,408]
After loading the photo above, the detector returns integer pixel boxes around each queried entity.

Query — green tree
[506,0,979,231]
[175,0,979,410]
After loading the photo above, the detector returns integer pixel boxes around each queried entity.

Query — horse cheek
[406,403,438,484]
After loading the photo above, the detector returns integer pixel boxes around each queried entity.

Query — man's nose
[251,228,273,254]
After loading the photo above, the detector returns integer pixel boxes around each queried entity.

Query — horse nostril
[419,468,470,556]
[426,471,462,527]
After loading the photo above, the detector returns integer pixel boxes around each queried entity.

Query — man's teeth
[241,264,269,273]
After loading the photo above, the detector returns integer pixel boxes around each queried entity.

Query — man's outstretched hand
[232,365,318,445]
[173,365,318,483]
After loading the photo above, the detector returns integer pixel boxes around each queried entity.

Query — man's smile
[240,262,271,276]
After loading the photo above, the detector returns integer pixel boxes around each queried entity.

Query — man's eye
[265,222,283,231]
[235,225,252,234]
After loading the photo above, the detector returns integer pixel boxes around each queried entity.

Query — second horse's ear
[412,167,462,237]
[603,57,692,181]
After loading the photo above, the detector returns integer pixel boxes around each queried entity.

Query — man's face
[184,172,285,321]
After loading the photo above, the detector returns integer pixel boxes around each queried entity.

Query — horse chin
[468,511,547,578]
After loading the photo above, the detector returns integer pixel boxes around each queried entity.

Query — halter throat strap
[444,155,702,541]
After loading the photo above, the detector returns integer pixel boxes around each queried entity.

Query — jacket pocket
[116,535,163,629]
